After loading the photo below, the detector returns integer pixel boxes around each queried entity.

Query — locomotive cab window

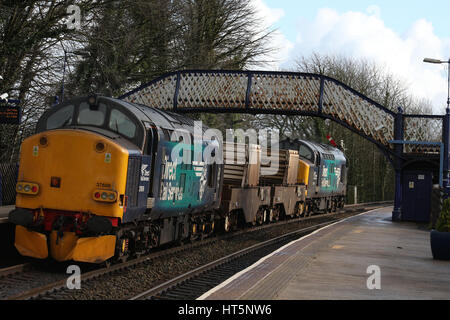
[299,144,314,162]
[78,102,107,126]
[37,96,147,149]
[109,108,137,138]
[46,104,74,129]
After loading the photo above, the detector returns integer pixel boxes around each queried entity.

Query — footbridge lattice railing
[120,70,445,156]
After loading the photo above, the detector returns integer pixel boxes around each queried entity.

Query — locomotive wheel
[190,223,199,241]
[326,200,331,214]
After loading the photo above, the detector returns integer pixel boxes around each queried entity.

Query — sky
[251,0,450,114]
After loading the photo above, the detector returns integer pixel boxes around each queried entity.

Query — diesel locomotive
[9,95,347,264]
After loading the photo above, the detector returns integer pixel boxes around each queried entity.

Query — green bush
[436,198,450,232]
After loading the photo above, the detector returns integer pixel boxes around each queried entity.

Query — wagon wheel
[301,203,309,218]
[295,202,304,217]
[224,214,232,232]
[272,206,281,221]
[255,207,265,225]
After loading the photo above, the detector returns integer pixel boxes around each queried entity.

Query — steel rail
[0,263,31,278]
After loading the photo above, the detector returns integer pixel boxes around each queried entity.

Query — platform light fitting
[423,57,450,111]
[423,58,444,64]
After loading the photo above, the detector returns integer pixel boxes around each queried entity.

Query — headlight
[16,182,39,195]
[92,189,117,203]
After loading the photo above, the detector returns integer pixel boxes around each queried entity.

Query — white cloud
[366,5,381,19]
[252,0,284,27]
[248,3,450,114]
[250,0,294,70]
[274,7,450,114]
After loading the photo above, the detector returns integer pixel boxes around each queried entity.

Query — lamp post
[423,57,450,112]
[424,57,450,197]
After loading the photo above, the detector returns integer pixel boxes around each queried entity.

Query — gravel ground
[54,211,361,300]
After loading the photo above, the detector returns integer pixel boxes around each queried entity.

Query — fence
[0,163,18,206]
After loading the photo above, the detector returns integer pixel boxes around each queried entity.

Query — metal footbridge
[120,70,450,221]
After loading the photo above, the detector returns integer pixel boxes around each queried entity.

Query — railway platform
[0,205,13,223]
[200,206,450,300]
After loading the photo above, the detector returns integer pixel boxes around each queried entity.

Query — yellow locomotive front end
[10,129,129,263]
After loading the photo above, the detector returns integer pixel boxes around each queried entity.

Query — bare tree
[177,0,274,70]
[0,0,275,161]
[0,1,109,161]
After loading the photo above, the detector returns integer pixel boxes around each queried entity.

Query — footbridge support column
[392,107,404,221]
[443,107,450,198]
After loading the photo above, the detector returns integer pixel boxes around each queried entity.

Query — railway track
[130,202,392,300]
[130,220,335,300]
[0,202,391,300]
[0,263,31,278]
